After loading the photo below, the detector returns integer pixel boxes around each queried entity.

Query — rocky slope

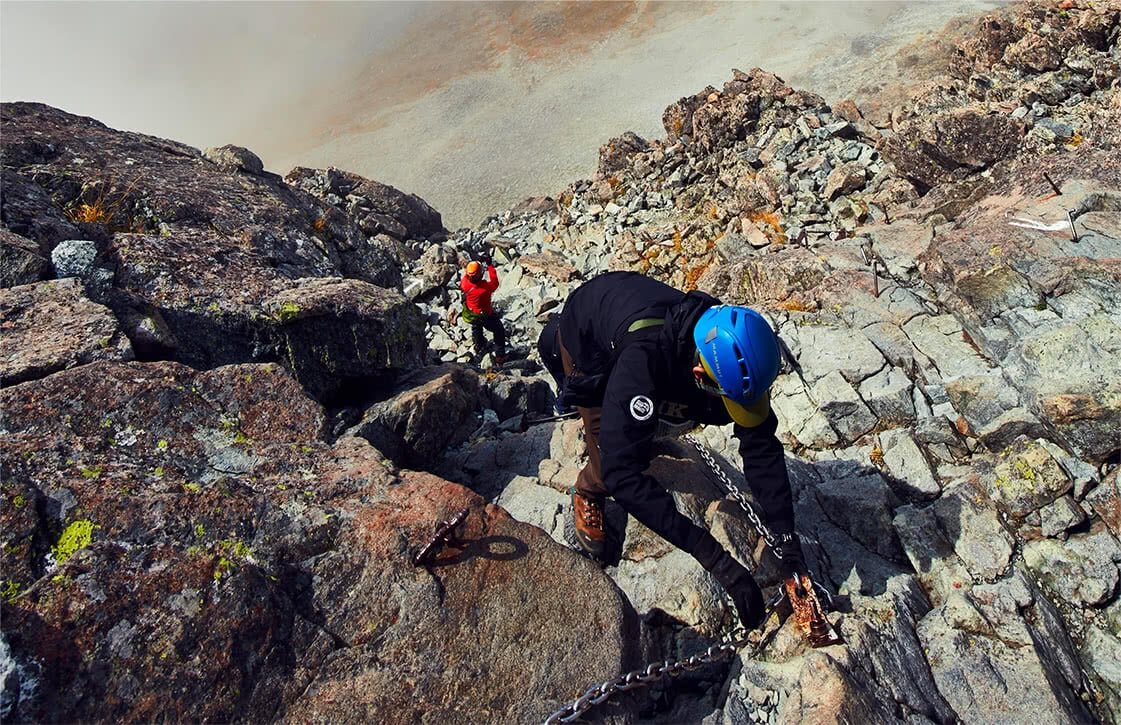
[3,1,1121,723]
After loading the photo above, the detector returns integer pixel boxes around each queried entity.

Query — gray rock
[494,475,567,546]
[858,366,915,422]
[770,375,839,449]
[861,321,918,370]
[611,549,724,629]
[918,571,1092,724]
[1022,523,1121,607]
[902,314,993,379]
[1039,495,1086,539]
[484,375,552,421]
[784,324,886,385]
[203,144,265,175]
[880,428,941,499]
[893,504,974,607]
[934,482,1014,580]
[811,370,877,444]
[812,470,902,560]
[1034,117,1075,141]
[1081,626,1121,724]
[50,239,98,280]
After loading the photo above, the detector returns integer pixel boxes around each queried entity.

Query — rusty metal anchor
[784,574,844,648]
[412,508,470,567]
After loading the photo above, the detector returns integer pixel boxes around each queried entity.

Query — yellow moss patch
[53,519,97,564]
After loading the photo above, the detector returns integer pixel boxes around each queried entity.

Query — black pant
[472,313,506,355]
[537,315,565,389]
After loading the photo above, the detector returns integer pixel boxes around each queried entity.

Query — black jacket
[560,272,795,567]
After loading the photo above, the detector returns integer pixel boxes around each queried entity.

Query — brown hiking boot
[571,490,607,556]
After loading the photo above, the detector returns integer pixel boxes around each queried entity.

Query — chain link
[541,435,798,724]
[542,593,783,725]
[683,433,784,558]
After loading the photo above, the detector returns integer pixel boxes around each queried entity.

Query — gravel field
[263,1,1002,229]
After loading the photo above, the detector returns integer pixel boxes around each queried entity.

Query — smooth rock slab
[901,314,993,380]
[0,278,133,386]
[782,324,886,385]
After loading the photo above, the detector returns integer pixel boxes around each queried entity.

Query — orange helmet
[466,261,482,276]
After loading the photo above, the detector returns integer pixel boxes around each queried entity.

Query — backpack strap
[626,317,665,333]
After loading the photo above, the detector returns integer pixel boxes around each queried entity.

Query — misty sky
[1,1,425,149]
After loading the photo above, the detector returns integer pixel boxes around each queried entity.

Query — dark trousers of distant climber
[471,312,506,357]
[538,317,606,498]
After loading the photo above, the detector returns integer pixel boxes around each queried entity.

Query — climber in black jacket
[537,271,804,630]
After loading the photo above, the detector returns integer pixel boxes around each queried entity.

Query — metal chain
[683,433,784,558]
[686,434,836,609]
[542,593,784,725]
[542,434,830,724]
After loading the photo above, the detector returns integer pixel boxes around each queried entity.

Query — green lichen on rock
[52,519,97,563]
[213,538,252,581]
[1,579,21,603]
[275,301,302,323]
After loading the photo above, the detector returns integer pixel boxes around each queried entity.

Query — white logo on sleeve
[629,395,654,421]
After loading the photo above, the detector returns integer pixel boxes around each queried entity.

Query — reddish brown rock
[0,360,636,723]
[286,166,445,242]
[597,131,649,177]
[0,103,401,288]
[1084,468,1121,540]
[0,278,133,385]
[662,87,716,142]
[883,108,1025,192]
[0,228,49,287]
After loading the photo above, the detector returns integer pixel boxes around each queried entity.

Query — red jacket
[461,264,499,315]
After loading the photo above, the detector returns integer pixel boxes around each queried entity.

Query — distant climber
[460,253,507,364]
[537,271,805,631]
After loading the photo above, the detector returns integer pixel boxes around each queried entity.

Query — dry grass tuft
[65,174,143,232]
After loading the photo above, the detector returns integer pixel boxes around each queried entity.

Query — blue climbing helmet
[692,305,781,427]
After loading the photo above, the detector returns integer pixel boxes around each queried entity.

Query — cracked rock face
[2,1,1120,722]
[0,361,634,723]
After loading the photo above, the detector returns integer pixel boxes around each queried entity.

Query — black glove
[772,532,807,580]
[707,551,765,630]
